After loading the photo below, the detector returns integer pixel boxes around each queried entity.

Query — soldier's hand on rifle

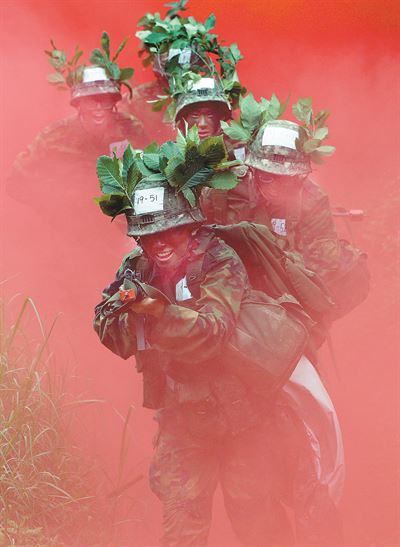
[130,297,166,318]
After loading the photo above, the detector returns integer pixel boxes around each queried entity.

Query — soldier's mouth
[155,248,174,262]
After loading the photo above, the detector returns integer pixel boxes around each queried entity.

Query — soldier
[9,64,143,206]
[93,136,343,546]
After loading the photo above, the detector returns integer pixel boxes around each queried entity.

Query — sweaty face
[139,225,194,271]
[78,95,116,134]
[180,104,224,138]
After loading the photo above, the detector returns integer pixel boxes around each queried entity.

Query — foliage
[96,130,240,215]
[165,0,188,17]
[89,31,135,98]
[0,297,104,545]
[135,2,246,112]
[45,32,135,98]
[45,40,85,90]
[221,92,288,145]
[292,97,336,163]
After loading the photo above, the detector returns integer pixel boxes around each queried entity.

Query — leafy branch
[292,97,336,163]
[89,32,135,98]
[95,130,240,216]
[221,93,288,145]
[44,40,85,89]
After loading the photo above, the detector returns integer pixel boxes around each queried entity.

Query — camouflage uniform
[94,228,342,546]
[202,174,341,278]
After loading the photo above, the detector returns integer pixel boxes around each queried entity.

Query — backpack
[187,222,334,325]
[182,222,335,397]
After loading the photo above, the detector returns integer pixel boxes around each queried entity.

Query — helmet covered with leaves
[70,66,121,106]
[174,77,231,120]
[246,97,336,175]
[246,120,312,176]
[95,126,241,236]
[45,32,135,105]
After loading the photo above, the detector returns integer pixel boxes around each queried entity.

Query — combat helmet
[45,32,135,105]
[95,127,240,236]
[246,120,311,176]
[70,66,121,106]
[174,77,232,121]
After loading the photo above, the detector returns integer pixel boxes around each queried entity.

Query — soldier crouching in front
[93,133,343,546]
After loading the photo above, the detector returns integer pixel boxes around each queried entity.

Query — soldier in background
[245,119,369,318]
[8,65,143,207]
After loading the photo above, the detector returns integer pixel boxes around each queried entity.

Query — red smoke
[1,0,399,545]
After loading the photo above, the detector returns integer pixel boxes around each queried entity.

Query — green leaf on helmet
[164,156,186,186]
[209,171,238,190]
[119,67,134,81]
[175,129,187,156]
[140,173,168,185]
[303,138,322,153]
[204,14,216,31]
[127,163,141,194]
[309,151,326,164]
[198,137,227,167]
[47,72,65,85]
[121,145,135,182]
[164,100,177,122]
[160,141,182,160]
[314,109,330,128]
[181,187,196,207]
[89,48,105,66]
[101,31,110,58]
[112,36,129,62]
[292,97,312,124]
[315,145,336,155]
[181,167,213,190]
[143,154,161,171]
[240,93,262,132]
[143,32,170,45]
[96,155,125,195]
[220,120,251,143]
[314,127,329,140]
[186,124,200,145]
[94,194,131,218]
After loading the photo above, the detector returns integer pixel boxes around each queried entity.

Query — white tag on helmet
[262,126,298,149]
[169,48,192,65]
[83,66,108,83]
[192,77,215,90]
[134,188,165,214]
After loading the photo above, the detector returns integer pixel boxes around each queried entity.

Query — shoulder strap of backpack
[185,228,215,300]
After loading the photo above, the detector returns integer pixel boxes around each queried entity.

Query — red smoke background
[1,0,399,545]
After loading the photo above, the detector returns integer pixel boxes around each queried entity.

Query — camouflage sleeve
[148,243,248,363]
[93,250,142,359]
[298,182,341,278]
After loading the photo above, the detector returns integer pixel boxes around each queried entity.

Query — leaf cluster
[44,40,85,90]
[89,32,135,98]
[292,97,336,163]
[221,93,288,145]
[96,129,240,216]
[165,0,189,18]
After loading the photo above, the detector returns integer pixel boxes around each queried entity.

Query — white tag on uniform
[262,126,298,149]
[271,218,287,236]
[233,147,246,161]
[192,77,215,90]
[134,188,165,214]
[175,276,192,301]
[109,139,129,159]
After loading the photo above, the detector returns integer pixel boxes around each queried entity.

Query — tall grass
[0,296,115,545]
